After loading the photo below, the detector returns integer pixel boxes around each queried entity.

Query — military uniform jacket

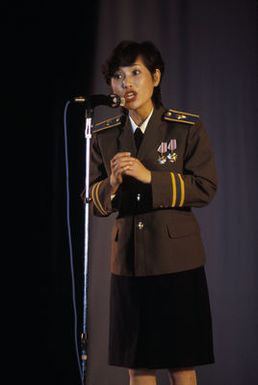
[89,106,217,276]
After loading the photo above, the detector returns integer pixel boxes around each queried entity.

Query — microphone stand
[74,94,123,384]
[81,104,93,384]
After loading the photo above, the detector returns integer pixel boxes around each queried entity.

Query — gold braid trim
[91,182,106,215]
[177,174,185,207]
[170,173,177,207]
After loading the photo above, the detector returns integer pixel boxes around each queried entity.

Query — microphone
[74,94,125,108]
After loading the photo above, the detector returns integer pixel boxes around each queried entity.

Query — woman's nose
[122,76,132,88]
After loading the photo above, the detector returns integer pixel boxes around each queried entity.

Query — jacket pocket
[166,220,200,239]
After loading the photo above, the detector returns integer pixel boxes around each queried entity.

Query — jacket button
[137,221,144,230]
[136,193,141,201]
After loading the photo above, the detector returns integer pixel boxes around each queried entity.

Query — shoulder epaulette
[93,115,123,133]
[163,108,200,125]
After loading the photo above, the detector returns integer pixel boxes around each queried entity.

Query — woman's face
[110,56,160,116]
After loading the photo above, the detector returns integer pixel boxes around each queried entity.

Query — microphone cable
[63,100,84,384]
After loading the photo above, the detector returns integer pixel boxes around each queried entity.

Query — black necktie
[134,127,144,151]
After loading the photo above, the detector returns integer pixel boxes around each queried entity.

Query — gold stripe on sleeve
[95,181,108,215]
[178,173,185,207]
[170,172,177,207]
[91,182,106,215]
[91,182,99,212]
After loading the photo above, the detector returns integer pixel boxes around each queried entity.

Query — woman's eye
[113,73,123,80]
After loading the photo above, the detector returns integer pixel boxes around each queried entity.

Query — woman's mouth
[124,91,137,102]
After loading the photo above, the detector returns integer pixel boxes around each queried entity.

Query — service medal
[167,139,178,163]
[157,142,167,164]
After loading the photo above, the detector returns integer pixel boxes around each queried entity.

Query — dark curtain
[5,1,257,385]
[3,3,99,385]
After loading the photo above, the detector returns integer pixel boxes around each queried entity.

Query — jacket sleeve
[151,120,218,208]
[81,133,114,217]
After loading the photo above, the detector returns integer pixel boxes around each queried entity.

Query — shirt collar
[129,108,154,134]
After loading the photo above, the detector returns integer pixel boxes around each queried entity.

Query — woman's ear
[153,69,161,87]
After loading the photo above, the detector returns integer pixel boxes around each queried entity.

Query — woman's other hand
[110,152,132,192]
[110,152,151,193]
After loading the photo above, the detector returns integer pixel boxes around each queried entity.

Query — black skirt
[108,266,215,369]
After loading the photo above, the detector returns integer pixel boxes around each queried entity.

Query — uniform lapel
[137,106,166,161]
[117,114,137,156]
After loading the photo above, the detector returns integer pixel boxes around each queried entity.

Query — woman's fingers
[111,152,131,162]
[110,153,149,182]
[113,163,132,175]
[111,154,134,175]
[111,152,131,167]
[110,154,151,183]
[112,157,132,168]
[123,159,151,183]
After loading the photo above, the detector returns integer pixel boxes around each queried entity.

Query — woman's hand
[110,152,132,192]
[110,152,151,193]
[124,156,151,183]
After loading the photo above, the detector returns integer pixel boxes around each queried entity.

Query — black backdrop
[5,1,257,385]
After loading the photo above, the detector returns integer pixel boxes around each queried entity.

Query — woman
[89,40,217,385]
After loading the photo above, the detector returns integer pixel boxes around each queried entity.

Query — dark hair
[102,40,165,108]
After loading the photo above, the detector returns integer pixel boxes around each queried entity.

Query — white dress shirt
[129,108,154,134]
